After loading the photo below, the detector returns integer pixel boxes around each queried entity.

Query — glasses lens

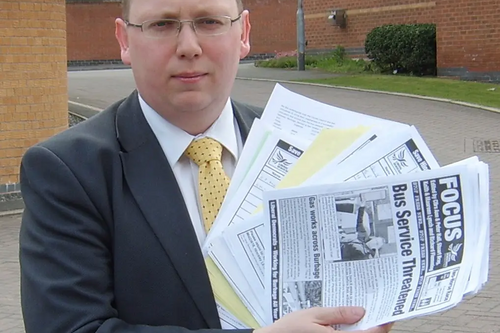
[144,19,179,38]
[194,16,231,36]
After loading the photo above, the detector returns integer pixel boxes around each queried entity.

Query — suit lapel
[232,100,262,143]
[115,93,261,328]
[116,92,220,327]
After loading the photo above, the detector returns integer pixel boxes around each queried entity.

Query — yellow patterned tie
[185,137,230,232]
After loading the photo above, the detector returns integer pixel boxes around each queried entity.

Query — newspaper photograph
[263,163,481,330]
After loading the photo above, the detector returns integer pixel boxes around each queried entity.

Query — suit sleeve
[19,145,253,333]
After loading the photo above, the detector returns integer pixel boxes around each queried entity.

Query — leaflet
[260,84,407,141]
[263,163,486,330]
[217,303,249,329]
[221,214,270,320]
[210,236,267,326]
[206,128,309,249]
[217,124,445,322]
[305,125,440,186]
[206,83,489,330]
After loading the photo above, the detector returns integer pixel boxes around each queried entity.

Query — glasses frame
[124,14,243,38]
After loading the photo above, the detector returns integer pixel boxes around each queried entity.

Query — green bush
[365,24,436,76]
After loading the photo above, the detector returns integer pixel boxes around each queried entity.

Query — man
[19,0,393,332]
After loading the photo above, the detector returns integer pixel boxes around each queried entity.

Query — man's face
[115,0,250,127]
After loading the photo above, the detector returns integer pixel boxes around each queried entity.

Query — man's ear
[115,18,131,65]
[239,10,251,59]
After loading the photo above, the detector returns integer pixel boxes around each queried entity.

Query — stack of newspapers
[202,84,490,331]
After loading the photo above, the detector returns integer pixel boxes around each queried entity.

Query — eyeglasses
[124,15,242,39]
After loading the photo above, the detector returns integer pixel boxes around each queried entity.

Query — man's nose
[175,22,202,59]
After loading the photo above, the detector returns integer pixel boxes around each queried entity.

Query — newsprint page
[263,163,483,331]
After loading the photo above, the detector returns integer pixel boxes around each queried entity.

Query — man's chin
[171,92,213,112]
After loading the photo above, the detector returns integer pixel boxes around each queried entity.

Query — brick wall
[65,0,438,57]
[65,0,298,61]
[436,0,500,81]
[0,0,68,193]
[245,0,297,55]
[65,0,499,81]
[303,0,437,54]
[66,0,121,62]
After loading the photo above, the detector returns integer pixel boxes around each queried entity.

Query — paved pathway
[2,64,500,332]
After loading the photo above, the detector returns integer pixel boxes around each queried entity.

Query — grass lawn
[298,75,500,109]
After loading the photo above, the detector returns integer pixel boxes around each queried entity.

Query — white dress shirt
[139,95,243,246]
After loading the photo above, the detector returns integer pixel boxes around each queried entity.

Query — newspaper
[204,83,489,330]
[206,84,406,326]
[262,162,487,330]
[213,123,441,319]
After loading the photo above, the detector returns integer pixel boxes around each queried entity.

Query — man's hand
[254,307,394,333]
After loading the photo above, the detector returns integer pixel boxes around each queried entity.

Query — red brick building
[0,0,498,205]
[0,0,67,208]
[66,0,500,82]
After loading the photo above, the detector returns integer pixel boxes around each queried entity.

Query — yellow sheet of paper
[252,126,371,215]
[205,257,261,329]
[277,126,371,189]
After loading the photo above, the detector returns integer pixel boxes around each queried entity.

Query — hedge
[365,24,437,76]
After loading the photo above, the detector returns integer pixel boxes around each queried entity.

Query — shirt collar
[139,94,239,166]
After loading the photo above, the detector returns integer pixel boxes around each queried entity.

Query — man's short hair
[121,0,244,20]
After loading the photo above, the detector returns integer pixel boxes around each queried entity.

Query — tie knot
[185,137,223,166]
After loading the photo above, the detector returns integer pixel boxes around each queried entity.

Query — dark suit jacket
[19,91,262,333]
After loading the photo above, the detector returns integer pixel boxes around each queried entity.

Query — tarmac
[1,62,500,332]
